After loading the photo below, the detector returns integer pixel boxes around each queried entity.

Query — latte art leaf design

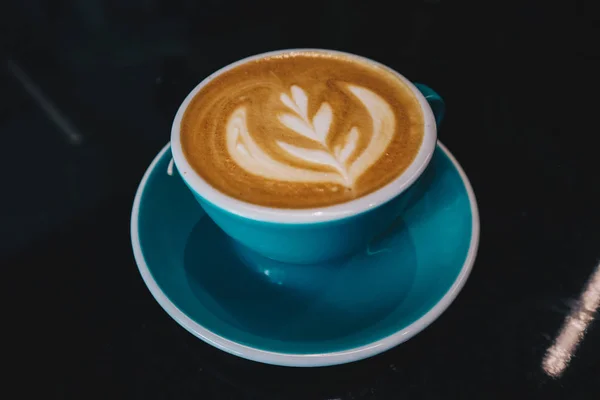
[226,84,396,188]
[278,86,332,143]
[277,86,353,183]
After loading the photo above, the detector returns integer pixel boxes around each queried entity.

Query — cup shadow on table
[182,215,418,347]
[180,147,452,350]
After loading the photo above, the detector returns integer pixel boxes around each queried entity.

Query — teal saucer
[131,142,479,367]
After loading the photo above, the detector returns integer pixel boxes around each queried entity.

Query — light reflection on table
[543,261,600,377]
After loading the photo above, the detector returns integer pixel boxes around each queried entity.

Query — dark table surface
[3,1,598,398]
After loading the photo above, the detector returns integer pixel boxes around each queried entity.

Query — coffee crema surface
[180,51,424,208]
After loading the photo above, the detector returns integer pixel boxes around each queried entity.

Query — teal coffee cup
[171,49,444,264]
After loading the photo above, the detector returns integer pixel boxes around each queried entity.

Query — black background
[2,0,599,398]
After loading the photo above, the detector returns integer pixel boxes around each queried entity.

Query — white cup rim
[170,48,438,224]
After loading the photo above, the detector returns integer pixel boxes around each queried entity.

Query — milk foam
[226,84,395,187]
[180,51,425,209]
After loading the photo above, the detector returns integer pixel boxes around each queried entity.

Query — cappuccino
[180,51,424,208]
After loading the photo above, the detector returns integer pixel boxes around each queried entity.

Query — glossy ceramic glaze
[130,141,479,366]
[171,54,445,263]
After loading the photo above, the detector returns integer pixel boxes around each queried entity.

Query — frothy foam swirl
[227,84,395,187]
[180,52,424,209]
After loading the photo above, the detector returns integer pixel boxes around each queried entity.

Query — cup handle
[167,158,174,176]
[414,83,445,127]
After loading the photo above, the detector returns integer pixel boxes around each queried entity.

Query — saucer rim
[130,141,480,367]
